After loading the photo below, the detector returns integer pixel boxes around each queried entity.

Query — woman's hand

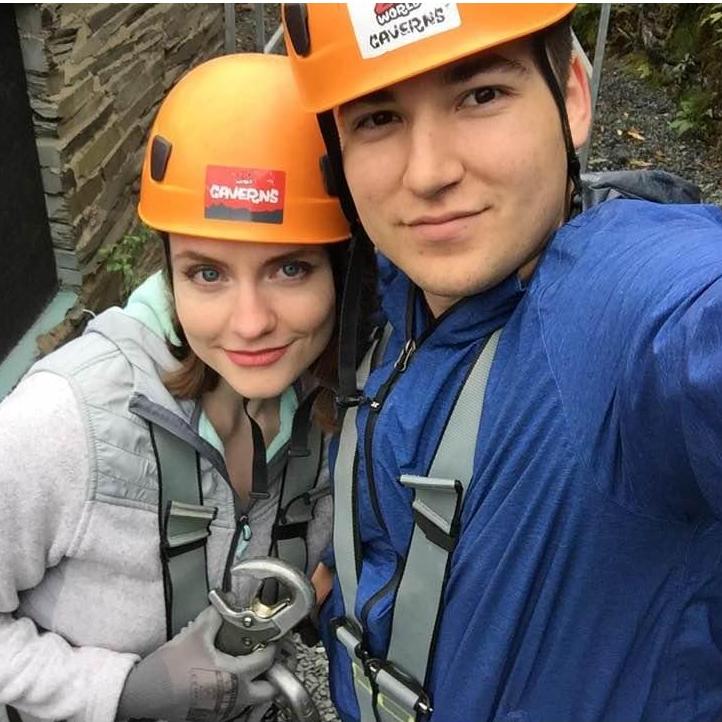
[117,605,277,722]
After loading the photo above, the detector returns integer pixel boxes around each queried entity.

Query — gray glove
[117,605,277,722]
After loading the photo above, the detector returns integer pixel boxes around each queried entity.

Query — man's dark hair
[537,14,574,92]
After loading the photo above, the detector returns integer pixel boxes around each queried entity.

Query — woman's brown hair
[161,234,377,432]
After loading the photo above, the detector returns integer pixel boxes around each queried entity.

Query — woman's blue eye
[198,267,220,283]
[183,265,222,284]
[276,260,312,280]
[281,262,303,278]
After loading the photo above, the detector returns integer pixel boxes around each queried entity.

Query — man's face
[337,39,591,316]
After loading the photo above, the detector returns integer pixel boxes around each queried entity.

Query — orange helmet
[138,53,348,244]
[283,3,576,112]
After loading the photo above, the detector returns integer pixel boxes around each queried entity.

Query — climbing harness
[332,319,502,721]
[147,388,327,641]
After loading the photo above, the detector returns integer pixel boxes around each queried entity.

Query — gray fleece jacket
[0,273,332,722]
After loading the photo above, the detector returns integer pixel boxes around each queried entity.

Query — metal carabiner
[210,557,316,652]
[209,557,321,722]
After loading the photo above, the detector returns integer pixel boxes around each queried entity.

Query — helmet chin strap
[531,34,583,219]
[315,111,370,411]
[316,111,359,226]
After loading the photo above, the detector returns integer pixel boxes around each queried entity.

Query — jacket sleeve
[0,371,138,722]
[620,275,722,521]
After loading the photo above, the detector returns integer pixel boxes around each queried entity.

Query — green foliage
[623,52,655,83]
[607,4,646,54]
[572,4,602,56]
[99,224,160,301]
[701,4,722,48]
[573,4,640,57]
[669,87,716,138]
[666,53,698,86]
[594,4,721,143]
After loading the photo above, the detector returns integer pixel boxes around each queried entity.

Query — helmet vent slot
[284,4,310,57]
[150,135,173,182]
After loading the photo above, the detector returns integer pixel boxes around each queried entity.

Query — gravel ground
[290,634,339,722]
[228,13,722,716]
[587,55,722,207]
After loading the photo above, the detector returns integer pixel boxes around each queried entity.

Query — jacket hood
[84,300,186,418]
[580,169,701,209]
[122,270,180,345]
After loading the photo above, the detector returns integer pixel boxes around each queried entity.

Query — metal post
[264,24,284,54]
[254,4,266,52]
[580,4,612,173]
[224,4,236,54]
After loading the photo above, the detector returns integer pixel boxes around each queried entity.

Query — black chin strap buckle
[335,391,368,409]
[319,154,339,198]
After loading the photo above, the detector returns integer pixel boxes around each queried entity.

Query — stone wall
[14,3,224,323]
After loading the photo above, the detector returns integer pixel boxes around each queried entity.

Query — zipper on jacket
[222,511,250,591]
[357,291,503,645]
[360,554,404,630]
[364,337,417,534]
[359,289,477,587]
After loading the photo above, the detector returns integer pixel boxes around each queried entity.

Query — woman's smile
[224,344,290,368]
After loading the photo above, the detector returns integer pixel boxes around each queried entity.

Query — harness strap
[334,332,379,625]
[272,389,324,575]
[337,233,371,407]
[371,322,393,372]
[150,423,216,639]
[335,328,502,722]
[331,323,392,720]
[381,328,502,721]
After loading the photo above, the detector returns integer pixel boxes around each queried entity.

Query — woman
[0,54,352,722]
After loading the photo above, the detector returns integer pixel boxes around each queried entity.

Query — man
[283,5,722,722]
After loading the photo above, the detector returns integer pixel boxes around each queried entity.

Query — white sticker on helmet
[347,3,461,60]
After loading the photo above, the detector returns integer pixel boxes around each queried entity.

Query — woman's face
[170,233,336,400]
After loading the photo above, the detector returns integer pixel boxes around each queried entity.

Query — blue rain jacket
[322,198,722,722]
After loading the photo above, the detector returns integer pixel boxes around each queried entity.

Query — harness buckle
[288,444,311,458]
[249,489,271,500]
[335,391,368,409]
[332,618,433,719]
[369,657,433,718]
[161,500,216,558]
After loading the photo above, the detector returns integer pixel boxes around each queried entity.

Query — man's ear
[565,53,592,150]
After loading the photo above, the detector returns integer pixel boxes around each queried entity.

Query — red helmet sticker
[374,4,421,26]
[205,166,286,224]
